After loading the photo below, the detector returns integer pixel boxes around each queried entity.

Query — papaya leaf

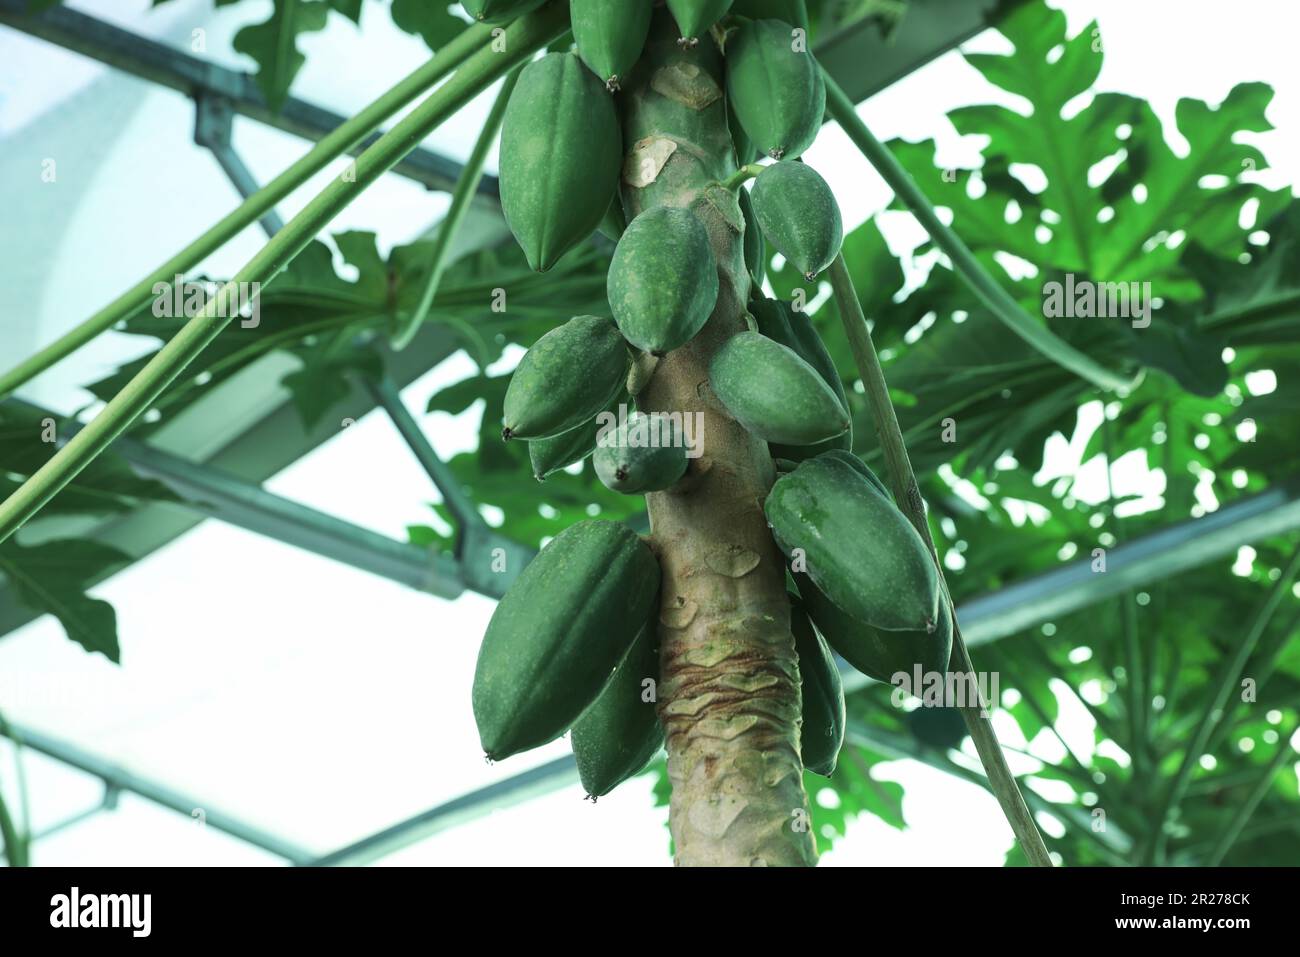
[282,331,384,429]
[0,405,177,518]
[389,0,471,51]
[226,0,337,112]
[0,539,130,661]
[806,746,907,855]
[1189,200,1300,347]
[1121,313,1227,397]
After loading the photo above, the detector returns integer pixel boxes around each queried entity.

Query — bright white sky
[0,0,1297,866]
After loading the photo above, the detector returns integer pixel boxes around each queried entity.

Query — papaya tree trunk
[621,15,817,867]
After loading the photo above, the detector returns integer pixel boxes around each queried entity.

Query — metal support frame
[364,377,536,597]
[308,756,578,867]
[811,0,1024,102]
[366,378,481,531]
[813,0,1030,102]
[3,722,315,864]
[192,93,285,237]
[1,0,1291,865]
[5,397,467,600]
[0,0,495,196]
[7,390,1300,857]
[959,475,1300,647]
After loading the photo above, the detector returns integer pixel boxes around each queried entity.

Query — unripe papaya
[460,0,547,24]
[725,18,825,160]
[791,595,845,776]
[738,186,766,285]
[709,331,849,445]
[503,315,629,440]
[608,206,719,355]
[751,161,843,279]
[765,453,940,632]
[666,0,734,41]
[732,0,809,30]
[499,53,622,272]
[820,449,889,501]
[749,297,850,460]
[473,520,661,760]
[570,617,664,798]
[597,196,627,243]
[594,411,689,494]
[528,394,625,481]
[799,574,953,685]
[730,104,758,166]
[571,0,653,92]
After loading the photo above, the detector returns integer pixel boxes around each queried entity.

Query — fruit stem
[719,163,767,191]
[827,252,1055,868]
[821,71,1143,394]
[0,22,497,400]
[0,7,570,545]
[391,63,524,351]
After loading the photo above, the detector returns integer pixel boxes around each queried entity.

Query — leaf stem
[827,252,1054,867]
[0,8,569,545]
[391,64,524,351]
[821,71,1141,394]
[1205,722,1298,866]
[1101,416,1149,779]
[1204,605,1300,756]
[0,23,496,399]
[1150,542,1300,863]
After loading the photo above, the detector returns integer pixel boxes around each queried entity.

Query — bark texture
[619,14,817,867]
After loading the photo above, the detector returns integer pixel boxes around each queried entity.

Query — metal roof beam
[1,721,315,865]
[308,756,579,867]
[0,0,495,196]
[815,0,1031,103]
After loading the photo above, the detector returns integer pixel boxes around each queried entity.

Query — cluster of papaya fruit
[470,0,948,799]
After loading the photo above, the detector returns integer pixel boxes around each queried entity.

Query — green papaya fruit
[729,102,758,166]
[732,0,809,30]
[461,0,547,24]
[820,449,890,501]
[791,595,845,776]
[503,315,629,440]
[738,186,766,285]
[749,297,850,460]
[473,520,661,760]
[528,394,625,481]
[751,161,843,279]
[499,52,623,272]
[709,331,849,445]
[571,0,653,91]
[765,453,940,631]
[608,206,719,355]
[594,411,689,494]
[666,0,734,40]
[597,195,627,243]
[571,616,664,798]
[799,574,953,685]
[725,18,825,160]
